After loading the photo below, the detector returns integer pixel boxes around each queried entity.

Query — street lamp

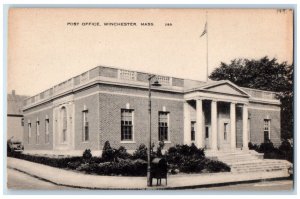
[147,75,161,187]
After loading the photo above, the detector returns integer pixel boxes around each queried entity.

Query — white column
[230,102,236,150]
[183,101,191,144]
[211,100,218,150]
[242,103,249,150]
[196,99,204,148]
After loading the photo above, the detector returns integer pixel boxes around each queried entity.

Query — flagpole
[206,11,208,82]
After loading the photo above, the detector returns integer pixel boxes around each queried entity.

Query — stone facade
[22,66,281,154]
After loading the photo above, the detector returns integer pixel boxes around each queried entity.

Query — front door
[219,119,231,150]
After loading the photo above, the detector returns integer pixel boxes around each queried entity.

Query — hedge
[8,142,231,176]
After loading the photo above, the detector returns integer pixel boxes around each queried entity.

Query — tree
[209,56,293,139]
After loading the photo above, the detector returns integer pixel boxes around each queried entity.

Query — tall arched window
[61,107,67,143]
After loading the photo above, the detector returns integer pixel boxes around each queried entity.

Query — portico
[184,81,250,151]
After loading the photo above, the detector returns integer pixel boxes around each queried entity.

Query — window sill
[82,141,89,144]
[120,141,136,144]
[161,141,171,144]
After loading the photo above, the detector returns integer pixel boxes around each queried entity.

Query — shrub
[166,143,205,165]
[8,152,82,168]
[249,140,293,163]
[132,144,148,161]
[67,160,82,170]
[180,159,204,173]
[205,160,231,172]
[248,142,259,151]
[279,140,293,162]
[258,141,275,153]
[76,163,91,172]
[102,141,115,161]
[279,139,292,152]
[165,144,228,174]
[114,146,132,159]
[82,149,92,161]
[85,159,147,176]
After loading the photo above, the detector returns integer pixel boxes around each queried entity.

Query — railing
[242,88,277,100]
[23,66,181,107]
[53,78,73,94]
[24,70,92,107]
[119,69,137,81]
[155,75,172,86]
[80,72,89,84]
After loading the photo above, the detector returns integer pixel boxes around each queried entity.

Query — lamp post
[147,75,161,187]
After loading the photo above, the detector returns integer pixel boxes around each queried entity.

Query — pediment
[202,81,250,97]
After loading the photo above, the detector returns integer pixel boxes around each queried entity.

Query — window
[224,123,228,140]
[121,109,133,141]
[61,107,67,143]
[45,119,49,144]
[264,119,271,142]
[36,121,40,144]
[191,121,196,141]
[28,123,31,144]
[159,112,169,141]
[82,111,89,142]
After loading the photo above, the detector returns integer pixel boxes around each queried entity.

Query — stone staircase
[206,150,292,175]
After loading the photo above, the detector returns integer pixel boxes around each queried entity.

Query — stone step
[231,163,289,169]
[218,157,259,162]
[232,166,288,171]
[217,158,260,164]
[210,150,291,174]
[229,160,291,166]
[230,160,289,173]
[230,163,289,168]
[231,165,285,169]
[232,168,288,173]
[233,166,288,171]
[217,154,258,159]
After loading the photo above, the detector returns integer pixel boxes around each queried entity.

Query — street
[7,168,77,190]
[191,180,293,191]
[7,168,293,191]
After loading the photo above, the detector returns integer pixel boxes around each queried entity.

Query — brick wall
[249,107,281,147]
[23,107,54,150]
[99,87,184,150]
[74,91,99,150]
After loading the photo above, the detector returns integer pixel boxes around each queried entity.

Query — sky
[7,8,293,96]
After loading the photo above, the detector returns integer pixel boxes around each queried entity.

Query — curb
[8,166,291,190]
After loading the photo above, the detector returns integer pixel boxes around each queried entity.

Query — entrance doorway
[219,119,231,150]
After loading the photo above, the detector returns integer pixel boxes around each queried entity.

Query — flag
[200,22,207,37]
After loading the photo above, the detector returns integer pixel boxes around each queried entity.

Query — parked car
[7,138,24,153]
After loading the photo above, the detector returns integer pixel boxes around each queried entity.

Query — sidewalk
[7,157,290,190]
